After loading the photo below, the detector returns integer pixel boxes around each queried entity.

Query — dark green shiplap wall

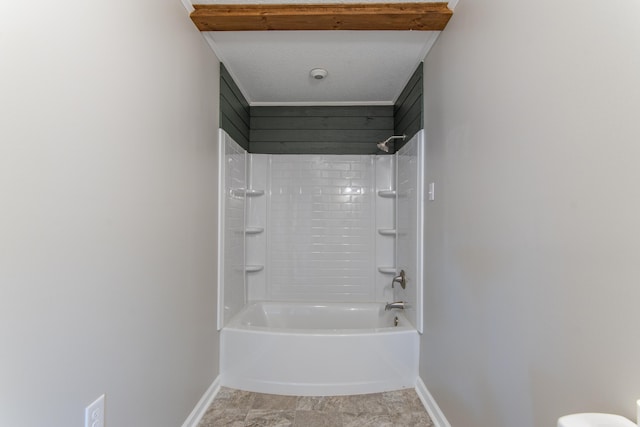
[220,64,250,150]
[250,106,394,154]
[219,62,423,154]
[394,62,424,152]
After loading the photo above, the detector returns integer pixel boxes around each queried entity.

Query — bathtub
[220,302,419,396]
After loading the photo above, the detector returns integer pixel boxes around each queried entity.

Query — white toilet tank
[558,413,636,427]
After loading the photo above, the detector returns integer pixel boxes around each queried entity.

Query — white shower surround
[217,129,426,395]
[395,130,426,333]
[217,131,247,329]
[218,129,426,329]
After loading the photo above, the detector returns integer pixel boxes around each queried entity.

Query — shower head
[377,141,390,152]
[376,135,406,153]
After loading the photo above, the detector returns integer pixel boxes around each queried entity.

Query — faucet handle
[392,270,406,289]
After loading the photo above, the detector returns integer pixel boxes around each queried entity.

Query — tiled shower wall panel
[267,155,376,302]
[219,131,246,329]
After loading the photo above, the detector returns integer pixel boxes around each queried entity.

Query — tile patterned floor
[198,387,434,427]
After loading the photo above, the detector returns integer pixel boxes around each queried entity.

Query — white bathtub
[220,302,419,396]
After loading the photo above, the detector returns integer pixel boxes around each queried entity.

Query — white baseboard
[181,376,222,427]
[415,377,451,427]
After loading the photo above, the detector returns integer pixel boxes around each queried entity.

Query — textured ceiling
[204,31,439,105]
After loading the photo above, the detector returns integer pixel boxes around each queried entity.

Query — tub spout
[385,301,406,311]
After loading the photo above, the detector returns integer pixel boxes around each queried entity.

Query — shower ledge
[378,228,397,236]
[232,188,265,197]
[245,189,265,197]
[377,190,396,198]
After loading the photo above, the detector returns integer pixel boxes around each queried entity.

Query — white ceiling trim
[180,0,194,13]
[201,33,254,105]
[392,31,438,104]
[250,100,395,106]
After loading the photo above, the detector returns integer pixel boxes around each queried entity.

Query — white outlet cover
[85,394,105,427]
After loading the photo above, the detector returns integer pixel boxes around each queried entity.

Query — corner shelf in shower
[377,190,397,198]
[245,189,265,197]
[377,228,397,236]
[245,227,264,235]
[377,267,396,274]
[245,265,264,273]
[231,188,265,197]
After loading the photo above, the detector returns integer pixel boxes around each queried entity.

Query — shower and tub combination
[217,129,427,396]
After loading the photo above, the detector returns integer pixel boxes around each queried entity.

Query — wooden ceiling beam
[190,3,452,31]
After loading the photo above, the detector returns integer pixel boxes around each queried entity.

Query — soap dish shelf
[378,228,397,236]
[231,188,265,197]
[245,189,265,197]
[378,267,396,274]
[377,190,397,198]
[245,265,264,273]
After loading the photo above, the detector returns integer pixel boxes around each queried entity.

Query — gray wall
[0,1,220,426]
[420,1,640,426]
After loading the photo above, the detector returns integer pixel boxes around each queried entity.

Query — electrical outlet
[85,394,105,427]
